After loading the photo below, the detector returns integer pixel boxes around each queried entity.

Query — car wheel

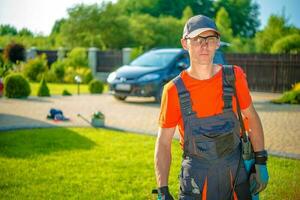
[114,95,127,101]
[155,86,163,103]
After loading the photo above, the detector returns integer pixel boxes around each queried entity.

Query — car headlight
[107,72,116,83]
[138,73,160,82]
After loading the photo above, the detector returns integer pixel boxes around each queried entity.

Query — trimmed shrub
[271,82,300,104]
[3,42,25,64]
[4,73,31,98]
[37,75,50,97]
[23,54,48,81]
[62,89,72,96]
[89,79,104,94]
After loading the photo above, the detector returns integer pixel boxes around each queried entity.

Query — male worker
[154,15,269,200]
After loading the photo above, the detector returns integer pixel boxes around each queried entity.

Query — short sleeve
[158,82,181,128]
[234,66,252,110]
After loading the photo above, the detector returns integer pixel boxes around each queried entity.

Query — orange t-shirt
[158,65,252,147]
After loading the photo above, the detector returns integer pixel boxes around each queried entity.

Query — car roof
[149,48,186,54]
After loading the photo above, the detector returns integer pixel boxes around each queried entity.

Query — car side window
[176,54,190,69]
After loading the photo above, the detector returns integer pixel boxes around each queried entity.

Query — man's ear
[181,38,188,50]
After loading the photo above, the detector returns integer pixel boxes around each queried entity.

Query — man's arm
[154,127,176,187]
[241,103,265,151]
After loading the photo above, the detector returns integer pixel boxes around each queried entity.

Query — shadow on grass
[0,114,63,131]
[0,127,96,159]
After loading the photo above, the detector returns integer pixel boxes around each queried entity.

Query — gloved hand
[249,150,269,195]
[157,186,174,200]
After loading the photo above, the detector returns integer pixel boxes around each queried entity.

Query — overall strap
[222,65,235,110]
[222,65,247,142]
[173,75,195,117]
[173,75,195,155]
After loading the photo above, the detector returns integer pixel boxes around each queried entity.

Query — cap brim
[184,28,220,38]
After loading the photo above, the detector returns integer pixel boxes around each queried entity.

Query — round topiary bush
[4,73,31,98]
[89,79,104,94]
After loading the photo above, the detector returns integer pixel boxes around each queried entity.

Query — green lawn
[29,82,109,96]
[0,128,299,200]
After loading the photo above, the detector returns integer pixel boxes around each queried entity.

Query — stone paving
[0,92,299,159]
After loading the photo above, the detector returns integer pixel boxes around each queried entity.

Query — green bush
[271,34,300,54]
[88,79,104,94]
[63,67,93,84]
[37,75,50,97]
[44,70,57,83]
[77,68,93,84]
[62,89,72,96]
[50,60,65,82]
[23,54,48,81]
[271,82,300,104]
[65,47,88,69]
[4,73,31,98]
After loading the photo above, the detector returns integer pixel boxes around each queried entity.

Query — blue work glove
[249,150,269,195]
[157,186,174,200]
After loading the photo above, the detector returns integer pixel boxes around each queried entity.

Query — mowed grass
[0,128,299,200]
[29,82,109,96]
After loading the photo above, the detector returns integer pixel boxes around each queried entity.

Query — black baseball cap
[182,15,220,39]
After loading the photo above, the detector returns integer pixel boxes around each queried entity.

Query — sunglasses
[186,35,219,47]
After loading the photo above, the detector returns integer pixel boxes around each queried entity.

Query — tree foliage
[271,34,300,54]
[0,24,17,36]
[3,42,26,64]
[216,7,233,43]
[255,14,299,53]
[214,0,260,38]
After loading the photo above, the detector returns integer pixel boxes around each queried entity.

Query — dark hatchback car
[107,48,226,102]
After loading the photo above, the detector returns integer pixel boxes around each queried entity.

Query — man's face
[181,30,220,66]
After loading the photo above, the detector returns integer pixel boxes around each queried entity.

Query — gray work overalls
[174,65,251,200]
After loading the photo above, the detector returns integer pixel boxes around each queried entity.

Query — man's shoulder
[233,65,246,77]
[163,72,186,95]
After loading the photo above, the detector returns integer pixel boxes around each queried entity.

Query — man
[154,15,269,200]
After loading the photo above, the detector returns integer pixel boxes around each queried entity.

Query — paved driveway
[0,92,299,159]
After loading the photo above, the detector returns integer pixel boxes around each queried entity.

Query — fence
[225,53,300,92]
[96,50,123,72]
[36,50,58,66]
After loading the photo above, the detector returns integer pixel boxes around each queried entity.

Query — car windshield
[129,51,178,67]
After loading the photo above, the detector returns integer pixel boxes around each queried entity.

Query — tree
[60,3,133,49]
[3,43,26,64]
[214,0,260,38]
[0,24,17,36]
[60,3,105,48]
[129,14,158,48]
[255,14,297,53]
[116,0,215,19]
[18,28,33,37]
[181,6,194,22]
[50,18,66,35]
[215,7,233,43]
